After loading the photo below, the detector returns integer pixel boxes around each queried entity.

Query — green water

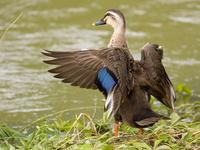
[0,0,200,125]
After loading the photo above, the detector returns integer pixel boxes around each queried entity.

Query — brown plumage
[133,43,176,109]
[117,83,168,128]
[42,9,175,135]
[42,44,169,129]
[93,9,175,117]
[42,47,134,116]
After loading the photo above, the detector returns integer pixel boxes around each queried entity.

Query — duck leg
[113,122,120,137]
[138,128,144,134]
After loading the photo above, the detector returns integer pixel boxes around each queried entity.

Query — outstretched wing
[42,49,103,89]
[139,43,176,109]
[42,47,134,116]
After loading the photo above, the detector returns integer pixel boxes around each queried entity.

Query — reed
[0,85,199,149]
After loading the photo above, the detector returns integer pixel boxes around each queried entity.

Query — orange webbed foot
[113,122,120,137]
[139,128,144,135]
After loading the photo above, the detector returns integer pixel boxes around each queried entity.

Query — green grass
[0,85,200,150]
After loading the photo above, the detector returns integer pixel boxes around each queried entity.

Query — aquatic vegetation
[0,86,199,149]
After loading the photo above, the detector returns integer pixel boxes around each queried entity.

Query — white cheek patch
[106,18,113,25]
[106,11,123,26]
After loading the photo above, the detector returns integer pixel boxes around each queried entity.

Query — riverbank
[0,98,199,149]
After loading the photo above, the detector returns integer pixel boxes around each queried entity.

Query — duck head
[93,9,126,32]
[93,9,127,48]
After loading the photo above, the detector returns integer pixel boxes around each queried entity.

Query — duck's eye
[106,13,112,17]
[103,13,116,22]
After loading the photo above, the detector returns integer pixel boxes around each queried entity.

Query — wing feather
[43,47,134,115]
[140,43,176,109]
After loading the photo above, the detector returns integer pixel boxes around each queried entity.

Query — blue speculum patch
[97,68,117,95]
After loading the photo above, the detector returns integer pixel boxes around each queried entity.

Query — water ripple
[170,16,200,24]
[164,58,200,66]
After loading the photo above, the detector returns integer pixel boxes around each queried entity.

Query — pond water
[0,0,200,126]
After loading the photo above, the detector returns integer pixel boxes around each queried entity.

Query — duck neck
[108,26,127,48]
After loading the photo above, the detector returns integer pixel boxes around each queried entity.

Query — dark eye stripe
[106,13,114,17]
[104,13,116,20]
[106,13,111,16]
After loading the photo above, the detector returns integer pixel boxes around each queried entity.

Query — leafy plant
[0,85,199,149]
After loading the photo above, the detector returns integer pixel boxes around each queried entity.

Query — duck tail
[135,109,169,127]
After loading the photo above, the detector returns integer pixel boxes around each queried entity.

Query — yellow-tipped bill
[93,20,106,26]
